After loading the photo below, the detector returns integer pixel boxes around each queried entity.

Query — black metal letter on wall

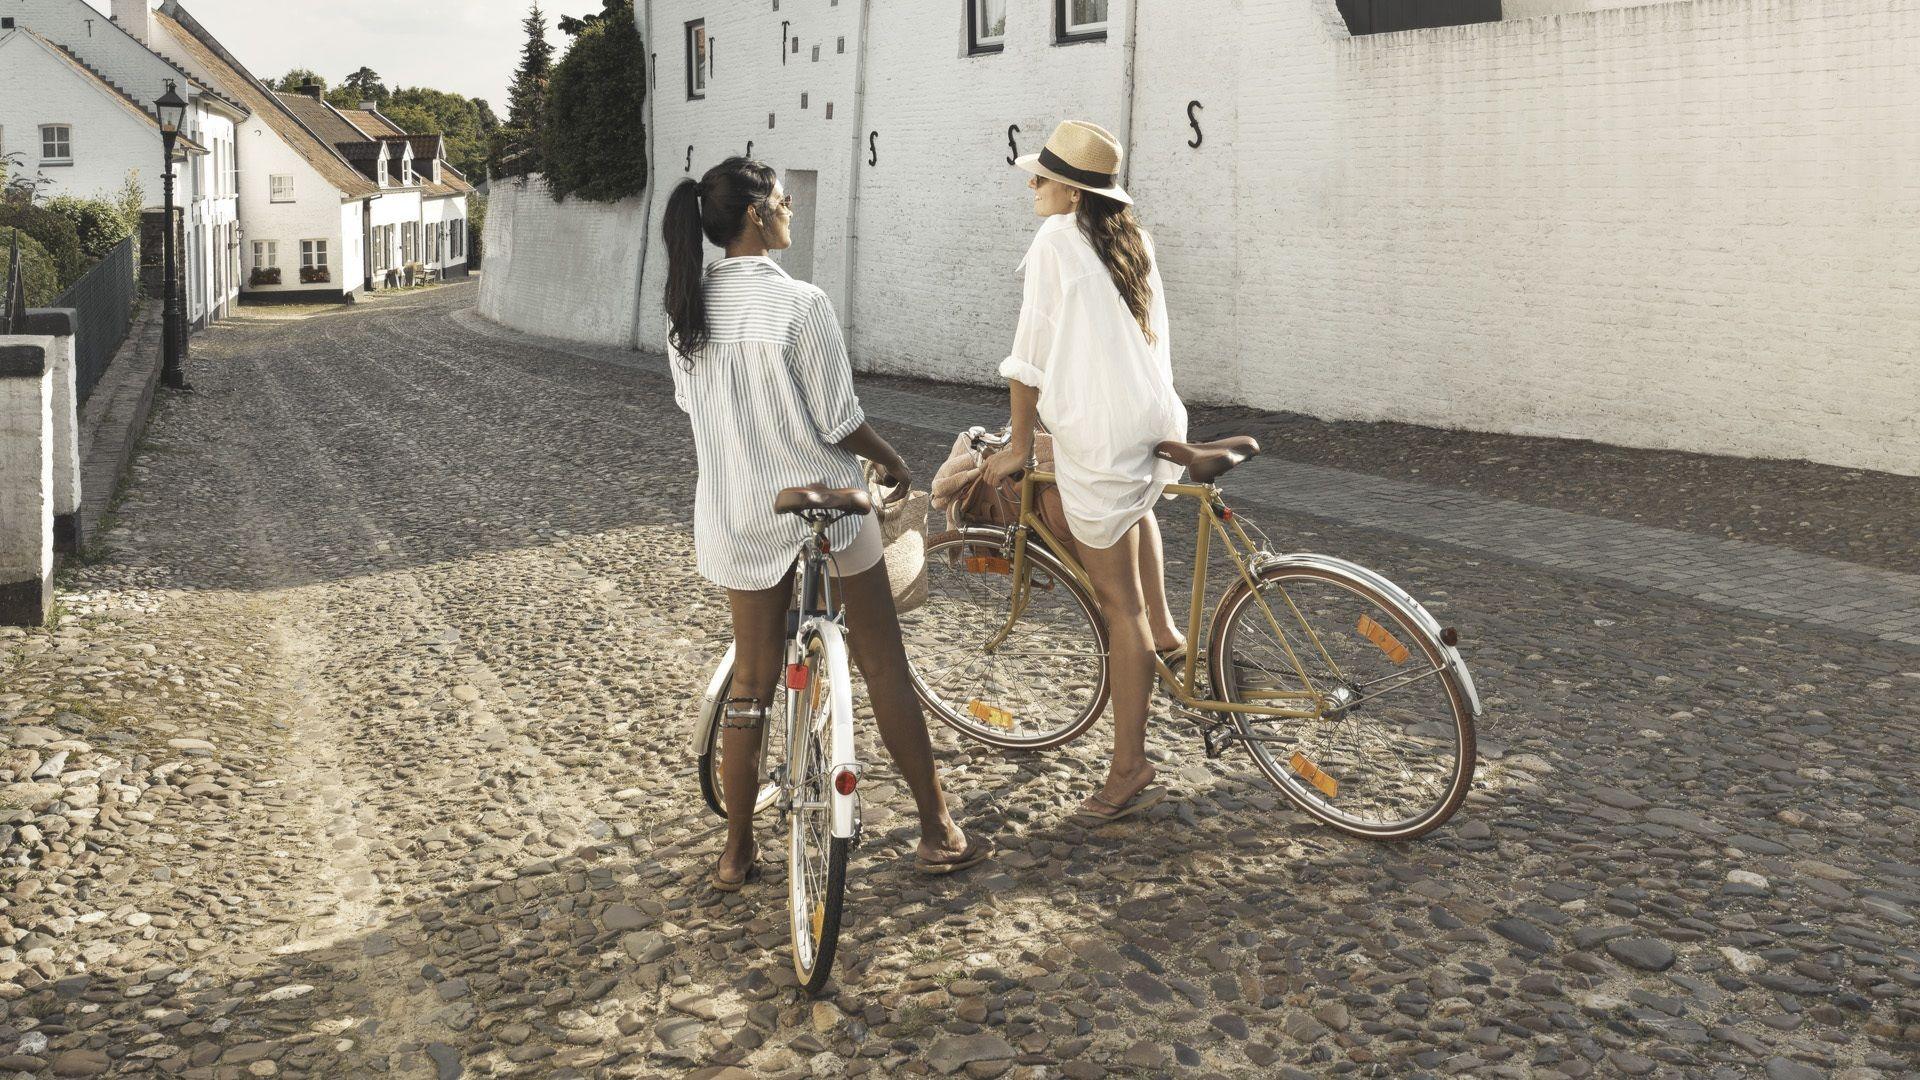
[686,145,694,172]
[868,131,878,166]
[1006,125,1021,166]
[746,141,754,158]
[1187,101,1203,149]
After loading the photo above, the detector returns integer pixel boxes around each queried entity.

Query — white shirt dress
[670,256,876,591]
[998,213,1189,550]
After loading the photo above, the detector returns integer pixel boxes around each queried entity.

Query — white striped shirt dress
[670,256,875,591]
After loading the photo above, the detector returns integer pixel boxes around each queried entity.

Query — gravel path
[1,281,1914,1079]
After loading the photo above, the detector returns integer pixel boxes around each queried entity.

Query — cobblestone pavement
[2,281,1916,1079]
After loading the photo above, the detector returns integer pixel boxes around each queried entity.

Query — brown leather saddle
[1153,436,1262,483]
[774,484,873,517]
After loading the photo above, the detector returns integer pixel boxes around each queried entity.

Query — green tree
[387,87,486,176]
[541,0,646,203]
[492,3,553,178]
[343,66,387,104]
[273,68,326,94]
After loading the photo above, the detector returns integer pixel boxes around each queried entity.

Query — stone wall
[479,175,648,347]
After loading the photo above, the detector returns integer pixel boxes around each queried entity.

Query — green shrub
[3,231,62,307]
[540,0,647,203]
[0,204,85,287]
[468,193,486,268]
[45,194,136,260]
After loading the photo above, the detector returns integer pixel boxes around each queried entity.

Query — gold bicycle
[898,430,1482,840]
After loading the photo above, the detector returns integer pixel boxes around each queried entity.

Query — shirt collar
[1018,212,1078,272]
[707,255,791,279]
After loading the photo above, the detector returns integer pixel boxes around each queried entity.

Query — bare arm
[983,379,1040,483]
[837,422,911,502]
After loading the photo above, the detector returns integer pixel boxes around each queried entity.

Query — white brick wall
[480,175,648,345]
[481,0,1920,475]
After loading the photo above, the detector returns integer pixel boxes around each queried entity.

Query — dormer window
[377,156,388,185]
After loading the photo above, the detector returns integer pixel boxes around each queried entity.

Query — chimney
[111,0,154,45]
[359,101,380,112]
[299,79,323,98]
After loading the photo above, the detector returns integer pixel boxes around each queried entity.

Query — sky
[83,1,609,107]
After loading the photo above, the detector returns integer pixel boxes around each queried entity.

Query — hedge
[0,204,85,288]
[44,194,137,261]
[3,231,61,307]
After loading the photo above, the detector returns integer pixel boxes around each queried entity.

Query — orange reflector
[966,555,1012,575]
[1357,615,1411,665]
[1289,752,1339,799]
[785,663,810,690]
[833,768,858,795]
[967,700,1015,730]
[811,902,825,939]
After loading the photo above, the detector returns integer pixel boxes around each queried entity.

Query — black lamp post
[155,80,190,390]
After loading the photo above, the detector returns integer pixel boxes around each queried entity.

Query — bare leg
[1135,509,1185,653]
[718,571,794,884]
[1076,520,1158,810]
[836,561,970,862]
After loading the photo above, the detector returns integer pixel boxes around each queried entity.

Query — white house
[144,1,468,302]
[570,0,1919,476]
[0,0,245,325]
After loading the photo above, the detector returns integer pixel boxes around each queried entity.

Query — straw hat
[1014,120,1131,206]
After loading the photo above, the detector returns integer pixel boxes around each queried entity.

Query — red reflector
[786,663,809,689]
[833,768,858,795]
[1220,505,1234,520]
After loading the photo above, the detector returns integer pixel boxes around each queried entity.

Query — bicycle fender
[690,641,738,757]
[1254,552,1483,717]
[805,620,862,839]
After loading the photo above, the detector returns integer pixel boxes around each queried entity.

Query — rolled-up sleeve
[790,291,866,443]
[998,238,1060,389]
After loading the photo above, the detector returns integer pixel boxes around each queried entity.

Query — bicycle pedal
[1203,723,1238,760]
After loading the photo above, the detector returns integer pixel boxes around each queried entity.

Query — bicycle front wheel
[790,628,851,993]
[1210,558,1476,840]
[900,529,1110,750]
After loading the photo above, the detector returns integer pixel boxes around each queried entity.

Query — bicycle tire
[696,656,780,822]
[1209,560,1476,840]
[790,629,852,992]
[901,529,1110,751]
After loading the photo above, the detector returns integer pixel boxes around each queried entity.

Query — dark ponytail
[1076,193,1158,346]
[664,156,778,361]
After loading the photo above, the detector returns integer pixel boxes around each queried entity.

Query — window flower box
[300,266,330,284]
[249,266,282,287]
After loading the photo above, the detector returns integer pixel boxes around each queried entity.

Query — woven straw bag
[865,463,930,613]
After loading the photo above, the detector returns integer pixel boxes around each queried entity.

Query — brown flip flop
[710,860,760,893]
[915,835,995,876]
[1069,786,1168,827]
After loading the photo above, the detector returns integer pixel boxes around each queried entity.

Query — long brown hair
[1075,193,1157,345]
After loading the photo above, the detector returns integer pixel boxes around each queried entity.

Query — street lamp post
[155,81,191,391]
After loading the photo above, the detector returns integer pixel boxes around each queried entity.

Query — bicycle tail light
[832,767,858,795]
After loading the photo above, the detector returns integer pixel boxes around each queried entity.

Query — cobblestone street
[2,281,1917,1079]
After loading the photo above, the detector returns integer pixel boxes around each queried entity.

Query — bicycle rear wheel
[695,654,780,821]
[899,529,1109,750]
[790,629,850,993]
[1210,559,1476,839]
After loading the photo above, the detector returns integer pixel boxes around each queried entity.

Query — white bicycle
[689,485,867,992]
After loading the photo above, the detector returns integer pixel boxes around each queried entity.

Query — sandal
[710,856,760,893]
[915,835,995,876]
[1069,786,1168,827]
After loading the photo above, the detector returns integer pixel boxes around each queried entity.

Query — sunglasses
[764,194,793,212]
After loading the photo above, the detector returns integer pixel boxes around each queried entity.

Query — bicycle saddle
[774,485,874,517]
[1154,436,1262,483]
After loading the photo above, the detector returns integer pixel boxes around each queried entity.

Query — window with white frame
[252,240,278,268]
[270,174,294,202]
[301,240,328,269]
[969,0,1006,54]
[228,143,239,196]
[686,20,707,99]
[1056,0,1108,42]
[40,125,72,164]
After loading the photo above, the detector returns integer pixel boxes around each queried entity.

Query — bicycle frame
[787,518,861,840]
[989,470,1350,721]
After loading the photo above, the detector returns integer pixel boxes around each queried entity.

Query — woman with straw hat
[982,121,1190,826]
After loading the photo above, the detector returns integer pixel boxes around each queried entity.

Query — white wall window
[687,20,707,99]
[270,174,294,202]
[252,240,278,267]
[378,157,388,185]
[970,0,1006,53]
[228,143,239,196]
[1057,0,1108,42]
[40,124,72,164]
[301,239,328,273]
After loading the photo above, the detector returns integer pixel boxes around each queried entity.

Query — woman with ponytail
[665,158,985,891]
[983,122,1190,826]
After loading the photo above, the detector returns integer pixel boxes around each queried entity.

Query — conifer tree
[493,4,554,178]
